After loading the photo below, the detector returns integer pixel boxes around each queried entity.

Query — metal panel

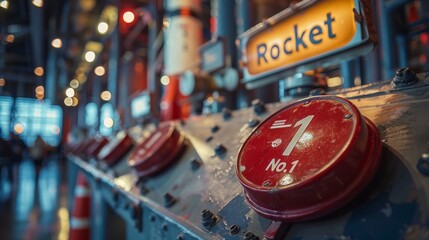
[70,72,429,239]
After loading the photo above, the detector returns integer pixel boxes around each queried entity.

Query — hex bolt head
[201,209,217,229]
[222,108,232,120]
[252,99,266,115]
[211,125,220,133]
[176,235,185,240]
[164,193,177,207]
[247,119,260,128]
[162,223,168,231]
[244,232,260,240]
[191,157,202,171]
[214,144,227,156]
[229,224,240,235]
[393,67,418,87]
[205,136,213,142]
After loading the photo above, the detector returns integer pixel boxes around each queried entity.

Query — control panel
[68,73,429,240]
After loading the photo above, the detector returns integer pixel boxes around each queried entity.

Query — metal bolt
[214,144,227,156]
[244,232,260,240]
[164,193,177,207]
[417,154,429,176]
[393,67,418,87]
[229,225,240,235]
[252,99,266,115]
[162,223,168,231]
[263,181,271,187]
[344,114,352,119]
[176,235,185,240]
[247,119,260,128]
[303,100,311,105]
[211,125,220,133]
[191,157,202,171]
[201,209,217,229]
[150,215,156,222]
[222,108,232,120]
[140,184,149,195]
[205,136,213,142]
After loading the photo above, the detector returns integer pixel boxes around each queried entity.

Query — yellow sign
[246,0,357,76]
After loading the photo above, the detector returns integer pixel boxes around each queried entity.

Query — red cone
[69,172,91,240]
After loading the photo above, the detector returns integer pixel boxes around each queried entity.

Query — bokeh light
[94,66,105,76]
[160,75,170,86]
[103,117,114,128]
[123,11,135,23]
[97,22,109,34]
[100,91,111,101]
[85,51,96,62]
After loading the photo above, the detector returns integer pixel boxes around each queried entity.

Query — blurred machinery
[67,0,429,239]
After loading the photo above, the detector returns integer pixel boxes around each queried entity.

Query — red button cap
[128,121,185,177]
[74,139,93,157]
[236,96,382,221]
[97,131,134,166]
[86,137,108,159]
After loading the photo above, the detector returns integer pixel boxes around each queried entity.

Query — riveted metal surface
[69,74,429,240]
[128,121,185,177]
[237,96,382,221]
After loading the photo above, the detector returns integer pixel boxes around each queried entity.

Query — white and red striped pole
[69,172,91,240]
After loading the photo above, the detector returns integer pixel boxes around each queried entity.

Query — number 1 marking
[282,115,314,156]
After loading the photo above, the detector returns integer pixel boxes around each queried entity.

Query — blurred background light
[97,22,109,34]
[71,97,79,106]
[84,51,96,62]
[123,11,135,23]
[94,66,105,76]
[160,75,170,86]
[103,117,114,128]
[70,79,79,88]
[327,77,343,87]
[6,34,14,43]
[65,88,75,98]
[14,123,24,134]
[100,91,111,101]
[32,0,43,7]
[51,38,62,48]
[64,97,73,106]
[0,0,9,9]
[34,67,44,76]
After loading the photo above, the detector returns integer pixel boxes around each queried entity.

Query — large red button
[128,121,185,177]
[236,96,382,221]
[97,131,134,166]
